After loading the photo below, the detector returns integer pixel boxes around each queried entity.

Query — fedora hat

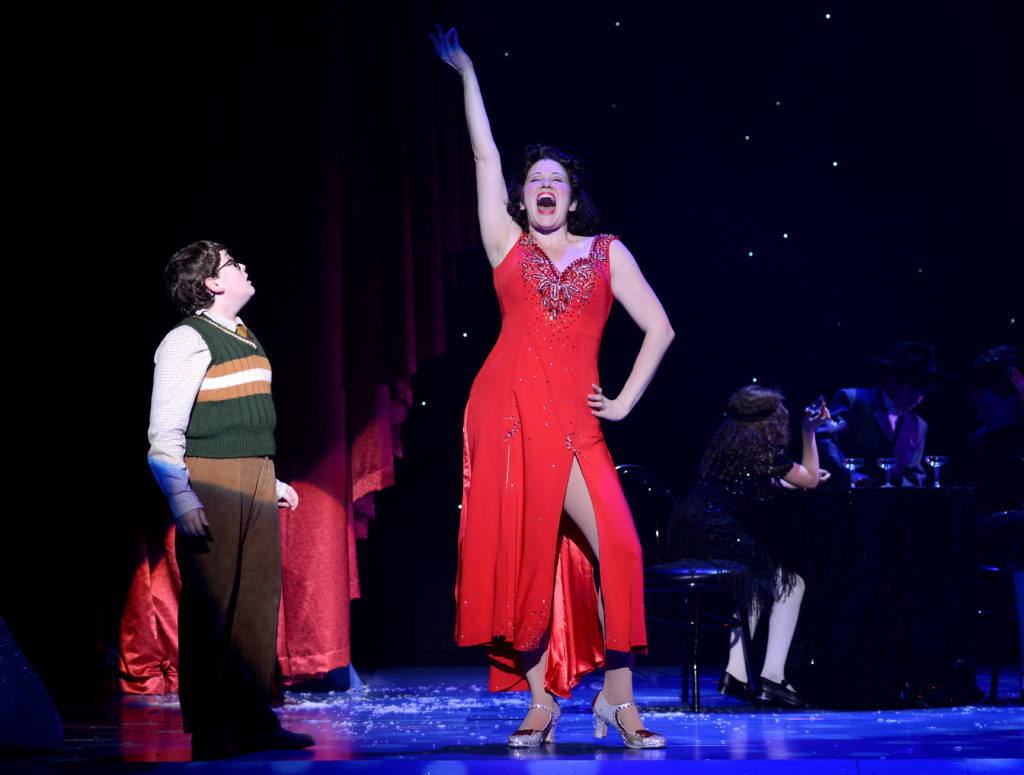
[873,341,951,383]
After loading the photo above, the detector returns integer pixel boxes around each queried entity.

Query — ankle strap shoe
[592,691,666,749]
[507,701,561,747]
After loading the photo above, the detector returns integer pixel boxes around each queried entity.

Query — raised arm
[816,388,869,486]
[782,406,832,488]
[589,240,675,421]
[432,26,519,266]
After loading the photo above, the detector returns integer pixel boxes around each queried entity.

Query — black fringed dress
[666,446,801,608]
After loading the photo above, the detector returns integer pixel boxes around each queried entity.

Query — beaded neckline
[518,234,612,321]
[520,233,599,278]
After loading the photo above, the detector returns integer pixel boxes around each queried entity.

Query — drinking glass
[876,457,897,488]
[842,458,864,484]
[805,395,845,435]
[925,455,950,487]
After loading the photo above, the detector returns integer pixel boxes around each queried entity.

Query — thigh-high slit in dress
[455,233,647,698]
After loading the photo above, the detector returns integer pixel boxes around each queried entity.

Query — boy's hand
[278,485,299,510]
[176,508,209,538]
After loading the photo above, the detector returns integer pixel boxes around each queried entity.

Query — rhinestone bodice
[470,233,617,448]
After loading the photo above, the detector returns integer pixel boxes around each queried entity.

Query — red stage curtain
[118,1,476,692]
[117,515,180,695]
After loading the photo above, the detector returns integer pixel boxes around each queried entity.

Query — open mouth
[537,193,556,215]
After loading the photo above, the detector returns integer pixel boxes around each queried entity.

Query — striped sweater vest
[178,315,277,459]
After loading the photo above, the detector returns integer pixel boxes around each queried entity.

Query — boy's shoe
[191,731,234,760]
[232,727,315,754]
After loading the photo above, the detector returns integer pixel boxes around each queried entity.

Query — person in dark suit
[819,342,948,487]
[967,345,1024,515]
[967,346,1024,689]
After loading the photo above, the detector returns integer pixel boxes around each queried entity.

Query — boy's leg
[225,458,283,735]
[177,457,280,739]
[176,458,238,738]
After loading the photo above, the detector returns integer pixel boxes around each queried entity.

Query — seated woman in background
[667,384,830,707]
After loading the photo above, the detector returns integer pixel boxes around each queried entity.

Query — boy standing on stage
[147,240,314,760]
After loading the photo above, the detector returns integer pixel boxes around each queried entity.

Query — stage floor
[8,665,1023,773]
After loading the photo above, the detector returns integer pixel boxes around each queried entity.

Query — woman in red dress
[433,27,675,748]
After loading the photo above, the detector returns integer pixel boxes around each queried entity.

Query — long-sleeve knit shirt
[147,309,287,520]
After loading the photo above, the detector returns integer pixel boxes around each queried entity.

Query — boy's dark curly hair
[506,143,601,235]
[164,240,226,315]
[700,385,791,481]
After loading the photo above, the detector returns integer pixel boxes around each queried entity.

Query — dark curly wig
[700,385,791,481]
[970,345,1020,397]
[506,143,601,235]
[164,240,226,315]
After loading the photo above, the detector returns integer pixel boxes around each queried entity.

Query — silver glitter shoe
[592,691,666,749]
[507,700,561,747]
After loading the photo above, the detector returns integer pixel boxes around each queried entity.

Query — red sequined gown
[455,232,647,698]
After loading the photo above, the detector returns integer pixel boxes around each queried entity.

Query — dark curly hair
[506,143,601,235]
[970,345,1020,397]
[164,240,227,315]
[700,385,791,481]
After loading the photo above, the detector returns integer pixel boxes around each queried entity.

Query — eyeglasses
[217,258,243,272]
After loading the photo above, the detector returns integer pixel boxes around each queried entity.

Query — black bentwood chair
[976,510,1024,703]
[616,464,757,712]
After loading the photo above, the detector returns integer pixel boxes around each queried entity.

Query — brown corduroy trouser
[176,456,282,736]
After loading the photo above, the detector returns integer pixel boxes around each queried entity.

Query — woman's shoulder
[590,233,621,259]
[763,444,794,478]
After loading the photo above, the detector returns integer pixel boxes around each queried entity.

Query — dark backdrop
[353,0,1022,669]
[5,0,1019,697]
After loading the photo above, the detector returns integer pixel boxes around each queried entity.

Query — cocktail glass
[925,455,950,487]
[876,457,898,488]
[842,458,864,484]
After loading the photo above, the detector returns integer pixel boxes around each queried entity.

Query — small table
[780,486,976,708]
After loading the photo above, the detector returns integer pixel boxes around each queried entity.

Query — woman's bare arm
[589,240,675,421]
[782,407,831,488]
[432,26,519,266]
